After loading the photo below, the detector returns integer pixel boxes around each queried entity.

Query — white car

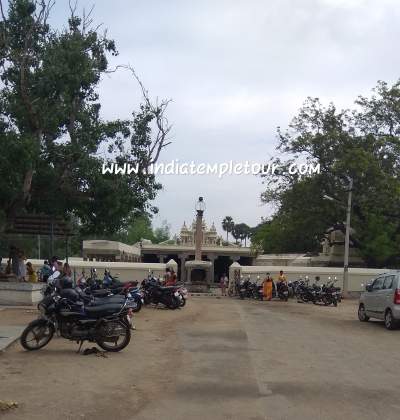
[358,271,400,330]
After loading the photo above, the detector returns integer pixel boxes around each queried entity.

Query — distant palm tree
[222,216,234,241]
[232,223,251,246]
[231,223,242,245]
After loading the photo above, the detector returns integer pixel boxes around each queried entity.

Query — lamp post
[323,177,353,297]
[343,178,353,297]
[194,197,206,261]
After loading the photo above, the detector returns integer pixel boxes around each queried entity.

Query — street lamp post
[343,178,353,297]
[323,177,353,297]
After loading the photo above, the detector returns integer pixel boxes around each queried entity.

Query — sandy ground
[1,297,399,420]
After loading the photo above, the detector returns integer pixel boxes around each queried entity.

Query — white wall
[238,265,390,292]
[24,258,178,283]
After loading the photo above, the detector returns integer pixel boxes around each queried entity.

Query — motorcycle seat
[90,290,111,298]
[89,296,126,306]
[84,303,124,317]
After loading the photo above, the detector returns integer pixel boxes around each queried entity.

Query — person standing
[220,274,227,296]
[278,270,287,283]
[263,273,273,301]
[18,252,27,281]
[223,274,229,295]
[277,270,287,295]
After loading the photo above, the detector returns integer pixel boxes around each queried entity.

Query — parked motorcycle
[238,280,253,300]
[276,282,289,301]
[142,279,181,309]
[177,285,188,307]
[20,288,135,352]
[250,282,264,301]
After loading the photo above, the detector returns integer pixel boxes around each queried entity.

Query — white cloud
[47,0,400,233]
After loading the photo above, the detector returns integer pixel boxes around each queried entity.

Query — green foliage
[232,223,251,246]
[257,80,400,267]
[221,216,234,241]
[0,1,168,239]
[153,220,171,243]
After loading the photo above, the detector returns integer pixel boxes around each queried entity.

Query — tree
[0,0,171,236]
[222,216,234,241]
[233,223,251,246]
[120,214,154,244]
[231,224,242,245]
[153,220,171,243]
[258,80,400,267]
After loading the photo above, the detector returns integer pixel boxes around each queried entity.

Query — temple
[178,220,220,246]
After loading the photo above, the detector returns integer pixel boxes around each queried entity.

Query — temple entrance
[190,268,207,283]
[214,256,232,283]
[142,254,159,263]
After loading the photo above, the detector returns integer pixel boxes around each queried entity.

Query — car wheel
[358,304,369,322]
[384,309,397,330]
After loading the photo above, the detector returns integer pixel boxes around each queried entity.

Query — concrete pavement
[135,298,399,420]
[0,326,25,352]
[1,298,399,420]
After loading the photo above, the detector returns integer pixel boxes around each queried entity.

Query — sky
[48,0,400,236]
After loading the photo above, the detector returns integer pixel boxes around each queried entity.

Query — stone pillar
[207,253,216,284]
[179,253,188,283]
[229,262,242,293]
[158,254,166,263]
[195,211,203,261]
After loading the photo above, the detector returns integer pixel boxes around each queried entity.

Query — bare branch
[69,0,78,18]
[82,4,95,33]
[0,0,6,22]
[111,64,173,166]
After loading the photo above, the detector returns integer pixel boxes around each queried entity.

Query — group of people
[0,246,29,281]
[0,247,38,283]
[40,257,73,288]
[0,247,73,286]
[219,270,288,300]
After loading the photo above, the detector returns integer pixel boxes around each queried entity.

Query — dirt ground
[0,303,192,420]
[1,297,399,420]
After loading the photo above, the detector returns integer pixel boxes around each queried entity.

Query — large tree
[256,81,400,267]
[0,0,170,236]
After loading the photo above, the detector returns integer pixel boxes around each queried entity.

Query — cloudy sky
[52,0,400,236]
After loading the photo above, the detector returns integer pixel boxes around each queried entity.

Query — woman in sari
[263,273,273,301]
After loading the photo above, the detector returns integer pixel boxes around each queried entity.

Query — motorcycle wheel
[20,319,54,351]
[96,320,131,352]
[133,299,142,313]
[180,297,186,307]
[167,296,180,310]
[322,296,330,306]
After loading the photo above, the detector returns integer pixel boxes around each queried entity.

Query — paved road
[1,298,399,420]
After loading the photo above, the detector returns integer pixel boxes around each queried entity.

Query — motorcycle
[177,285,188,307]
[142,279,181,309]
[238,280,253,300]
[276,281,289,301]
[250,282,264,301]
[20,287,135,353]
[83,270,143,312]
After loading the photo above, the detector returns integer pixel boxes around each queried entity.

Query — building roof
[82,240,141,256]
[141,242,252,255]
